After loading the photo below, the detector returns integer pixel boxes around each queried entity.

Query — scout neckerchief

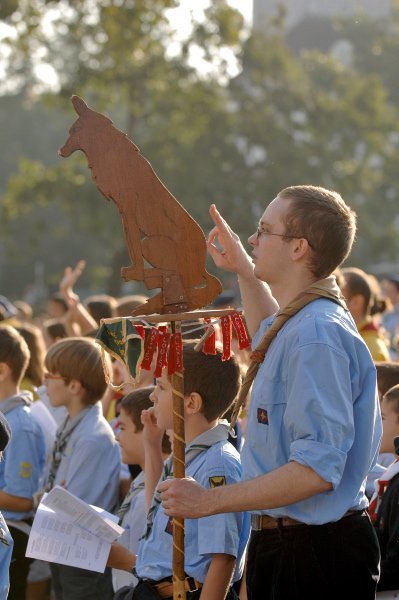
[45,406,92,492]
[0,391,32,414]
[117,471,145,524]
[368,459,399,523]
[143,420,230,539]
[229,275,348,428]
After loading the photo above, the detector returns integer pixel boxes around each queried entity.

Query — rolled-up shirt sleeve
[285,341,354,488]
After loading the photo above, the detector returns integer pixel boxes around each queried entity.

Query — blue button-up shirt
[136,439,250,583]
[242,298,382,525]
[51,402,120,512]
[0,402,46,520]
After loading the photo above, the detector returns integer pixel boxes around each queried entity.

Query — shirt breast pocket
[246,370,288,458]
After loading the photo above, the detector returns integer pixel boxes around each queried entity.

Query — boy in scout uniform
[108,341,250,600]
[0,325,46,600]
[43,336,121,600]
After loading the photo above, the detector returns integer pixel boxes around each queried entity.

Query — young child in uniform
[113,387,171,594]
[108,341,250,600]
[0,410,14,598]
[0,325,46,600]
[43,336,121,600]
[369,383,399,592]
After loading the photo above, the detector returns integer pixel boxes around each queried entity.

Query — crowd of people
[0,184,399,599]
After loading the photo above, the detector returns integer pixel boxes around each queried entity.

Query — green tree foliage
[0,0,245,297]
[337,0,399,106]
[229,24,399,266]
[1,4,399,301]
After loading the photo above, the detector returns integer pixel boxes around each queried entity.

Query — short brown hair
[279,185,357,279]
[45,337,109,404]
[376,362,399,397]
[121,386,154,431]
[383,384,399,417]
[180,341,241,422]
[121,386,171,454]
[0,325,30,384]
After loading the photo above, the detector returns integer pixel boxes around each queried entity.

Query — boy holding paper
[43,336,121,600]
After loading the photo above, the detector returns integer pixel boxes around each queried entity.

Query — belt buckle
[185,576,198,592]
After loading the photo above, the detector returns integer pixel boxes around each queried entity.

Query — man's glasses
[256,227,314,249]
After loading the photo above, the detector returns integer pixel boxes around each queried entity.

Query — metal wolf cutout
[59,96,222,315]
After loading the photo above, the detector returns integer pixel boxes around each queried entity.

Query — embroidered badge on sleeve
[20,462,32,478]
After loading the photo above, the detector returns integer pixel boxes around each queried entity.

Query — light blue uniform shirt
[136,440,250,583]
[242,298,382,525]
[0,513,13,599]
[0,402,46,520]
[51,402,120,512]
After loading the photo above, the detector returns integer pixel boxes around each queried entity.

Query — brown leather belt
[251,510,365,531]
[153,576,202,598]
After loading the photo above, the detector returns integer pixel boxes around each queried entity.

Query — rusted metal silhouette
[59,96,222,315]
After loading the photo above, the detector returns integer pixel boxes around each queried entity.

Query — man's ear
[185,392,203,415]
[291,238,310,261]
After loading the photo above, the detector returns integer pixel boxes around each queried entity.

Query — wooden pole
[170,320,186,600]
[105,309,242,598]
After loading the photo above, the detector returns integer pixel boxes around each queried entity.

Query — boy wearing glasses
[0,325,46,600]
[43,336,121,600]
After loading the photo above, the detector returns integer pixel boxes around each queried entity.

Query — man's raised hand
[207,204,254,278]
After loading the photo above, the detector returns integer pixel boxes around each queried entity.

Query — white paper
[26,486,124,573]
[41,486,123,542]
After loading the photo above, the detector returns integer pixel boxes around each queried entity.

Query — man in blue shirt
[159,185,382,600]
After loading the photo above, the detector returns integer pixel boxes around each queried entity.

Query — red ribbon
[220,316,232,361]
[168,333,184,375]
[154,330,170,377]
[231,312,251,349]
[157,325,167,348]
[134,324,145,340]
[202,319,216,355]
[141,327,158,370]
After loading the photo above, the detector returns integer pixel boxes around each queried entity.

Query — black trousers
[7,524,32,600]
[246,512,380,600]
[51,563,114,600]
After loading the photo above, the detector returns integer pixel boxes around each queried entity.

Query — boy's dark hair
[121,386,171,454]
[376,362,399,397]
[279,185,357,279]
[383,384,399,417]
[84,294,117,324]
[121,387,155,431]
[43,318,68,343]
[0,325,30,385]
[48,293,68,314]
[181,341,241,422]
[45,337,109,404]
